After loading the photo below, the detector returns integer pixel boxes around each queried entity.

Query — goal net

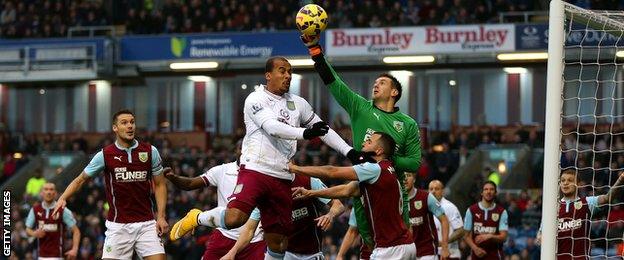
[543,0,624,259]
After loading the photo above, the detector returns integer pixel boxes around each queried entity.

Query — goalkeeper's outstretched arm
[302,35,368,116]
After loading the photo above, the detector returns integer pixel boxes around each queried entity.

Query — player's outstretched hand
[156,216,169,236]
[292,187,313,200]
[303,121,329,140]
[346,149,377,165]
[52,198,66,219]
[300,34,320,48]
[33,228,46,238]
[315,214,334,231]
[65,248,78,260]
[474,234,491,244]
[163,167,175,180]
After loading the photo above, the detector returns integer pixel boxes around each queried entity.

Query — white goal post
[544,0,624,258]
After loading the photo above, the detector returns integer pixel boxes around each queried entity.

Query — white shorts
[103,220,165,259]
[284,251,324,260]
[39,258,63,260]
[418,255,438,260]
[370,243,416,260]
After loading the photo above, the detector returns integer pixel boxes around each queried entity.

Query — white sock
[197,207,226,228]
[264,248,285,260]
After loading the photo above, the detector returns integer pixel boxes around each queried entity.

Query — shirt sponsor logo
[410,216,424,226]
[233,184,243,194]
[292,207,309,221]
[42,223,58,232]
[279,109,290,121]
[115,171,148,182]
[474,222,496,234]
[558,218,583,232]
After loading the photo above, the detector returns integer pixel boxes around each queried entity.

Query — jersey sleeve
[427,193,445,217]
[327,81,368,117]
[250,208,261,221]
[499,210,509,231]
[84,151,105,177]
[310,177,331,205]
[151,146,164,176]
[393,121,422,172]
[586,196,599,213]
[463,209,473,231]
[25,208,35,229]
[448,204,464,230]
[297,97,317,127]
[244,94,276,128]
[353,162,382,184]
[348,209,357,227]
[62,208,77,228]
[200,165,221,187]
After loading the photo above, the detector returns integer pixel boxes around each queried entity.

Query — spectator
[25,168,46,198]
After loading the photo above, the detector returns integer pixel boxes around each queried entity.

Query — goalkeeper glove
[303,121,330,140]
[347,149,377,164]
[300,34,322,57]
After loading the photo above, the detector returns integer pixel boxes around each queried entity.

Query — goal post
[544,0,624,258]
[542,0,565,258]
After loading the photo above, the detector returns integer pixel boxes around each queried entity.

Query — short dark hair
[112,109,134,124]
[378,73,403,102]
[374,131,396,158]
[265,56,289,73]
[561,169,577,180]
[483,181,498,192]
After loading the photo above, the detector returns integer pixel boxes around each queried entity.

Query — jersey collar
[560,197,581,203]
[115,139,138,151]
[262,85,286,100]
[372,101,399,114]
[408,188,417,200]
[41,200,56,209]
[478,201,497,211]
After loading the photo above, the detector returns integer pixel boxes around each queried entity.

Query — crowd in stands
[2,0,622,39]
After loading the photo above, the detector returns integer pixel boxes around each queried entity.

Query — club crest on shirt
[414,200,422,210]
[233,184,243,194]
[139,152,148,163]
[393,121,404,132]
[287,101,296,111]
[574,201,583,210]
[492,213,499,221]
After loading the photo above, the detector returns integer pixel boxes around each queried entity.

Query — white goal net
[543,0,624,259]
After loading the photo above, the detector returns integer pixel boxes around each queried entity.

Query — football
[296,4,328,37]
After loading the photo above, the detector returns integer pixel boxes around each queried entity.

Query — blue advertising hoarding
[516,24,624,50]
[119,31,312,62]
[0,37,107,59]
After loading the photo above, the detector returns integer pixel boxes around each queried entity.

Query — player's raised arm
[301,35,368,116]
[597,172,624,205]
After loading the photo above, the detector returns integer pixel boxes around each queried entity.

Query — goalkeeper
[300,34,422,248]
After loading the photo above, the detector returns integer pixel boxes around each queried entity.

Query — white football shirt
[200,162,263,243]
[241,86,316,180]
[433,197,463,258]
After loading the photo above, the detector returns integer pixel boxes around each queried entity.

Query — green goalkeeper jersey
[321,57,422,247]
